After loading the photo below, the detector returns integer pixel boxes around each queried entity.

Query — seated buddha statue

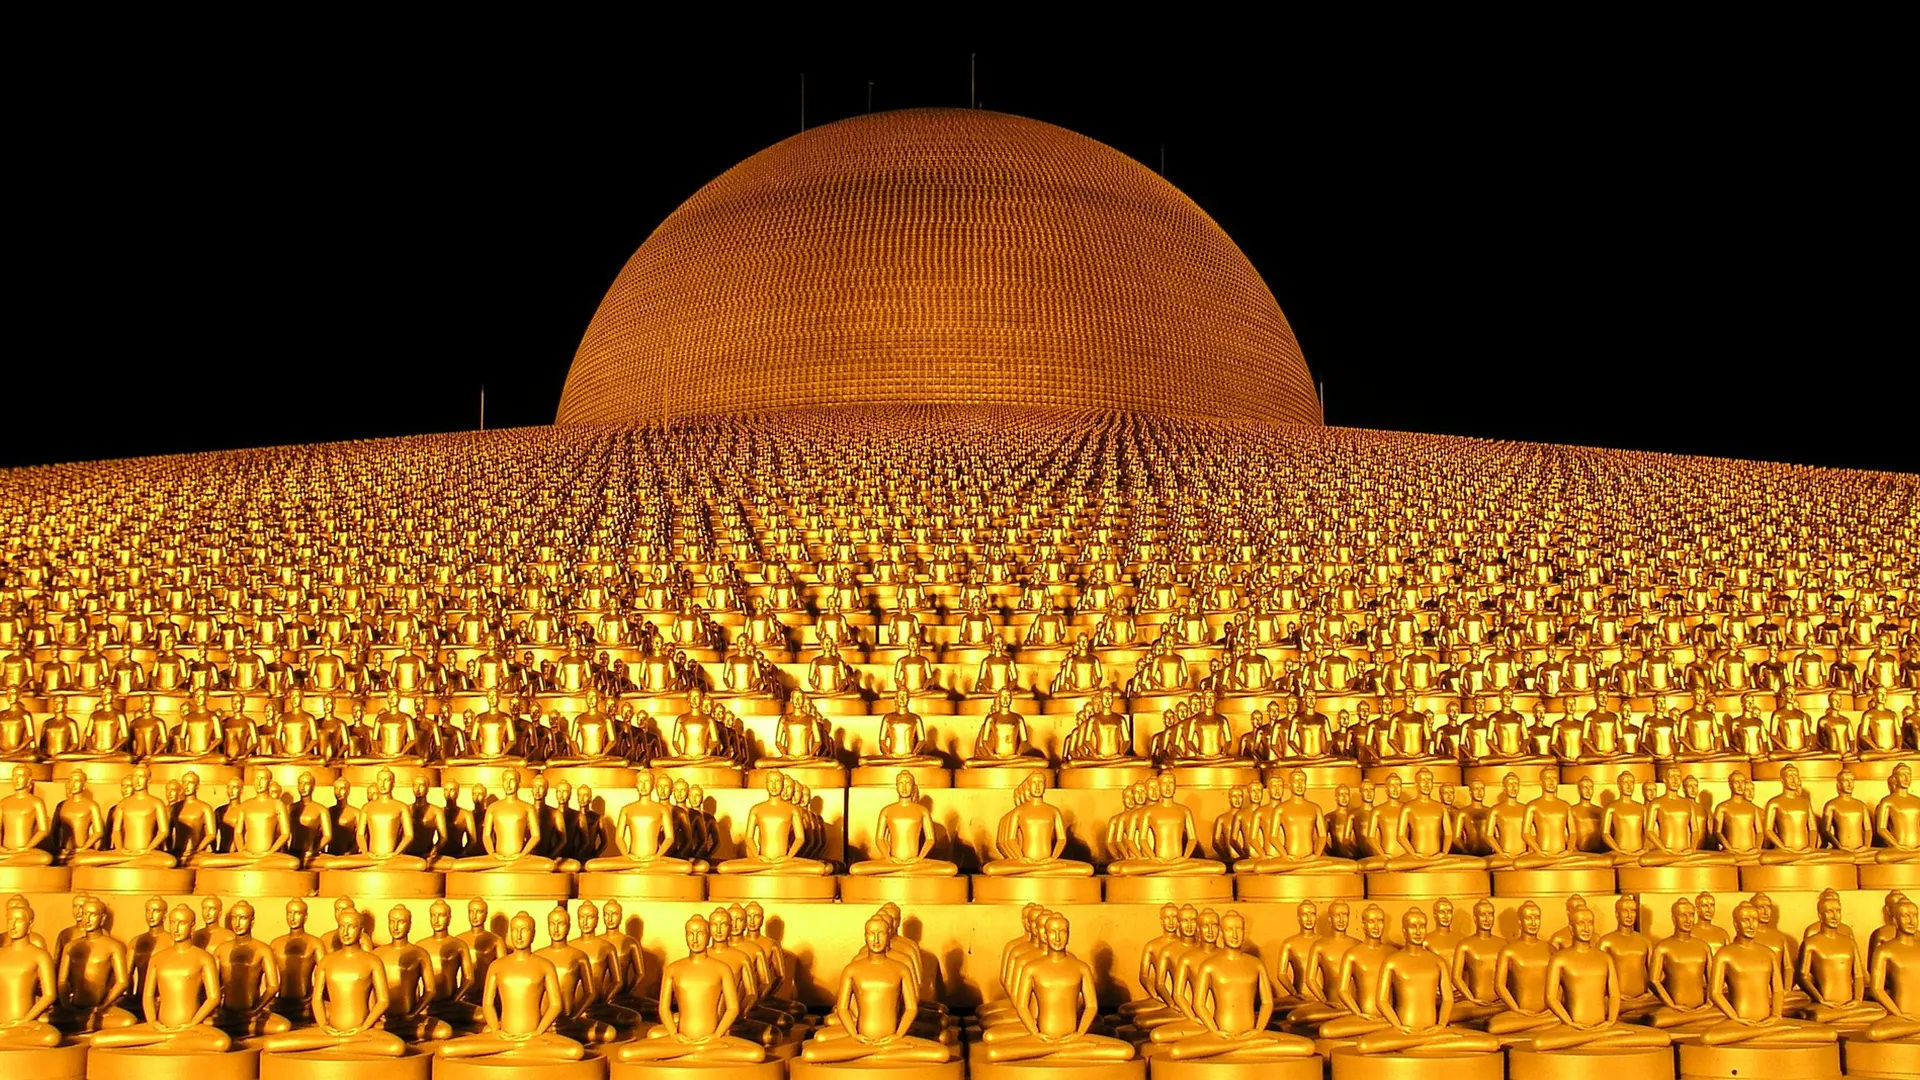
[890,635,938,696]
[1465,688,1549,767]
[1360,767,1487,872]
[1497,766,1613,870]
[1107,773,1225,877]
[715,772,834,876]
[1860,688,1907,759]
[449,769,556,872]
[1235,770,1356,874]
[973,638,1019,696]
[861,690,947,770]
[154,687,225,763]
[1874,764,1920,863]
[70,764,175,868]
[805,645,858,698]
[1286,692,1340,762]
[315,768,430,872]
[1343,908,1503,1056]
[1674,687,1737,761]
[655,688,742,770]
[192,767,300,870]
[347,689,425,766]
[548,689,624,767]
[1694,901,1837,1046]
[1060,688,1141,768]
[755,691,837,767]
[1792,888,1885,1026]
[1865,897,1920,1041]
[1092,595,1139,649]
[1157,688,1247,767]
[0,690,35,763]
[1759,764,1856,864]
[980,774,1093,877]
[584,770,701,874]
[964,688,1047,771]
[253,687,324,763]
[1048,636,1104,696]
[848,771,957,877]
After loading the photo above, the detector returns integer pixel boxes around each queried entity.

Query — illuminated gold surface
[558,110,1319,426]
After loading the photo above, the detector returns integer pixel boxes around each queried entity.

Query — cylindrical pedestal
[1615,865,1741,895]
[968,1057,1144,1080]
[954,768,1051,790]
[1364,870,1490,899]
[1148,1056,1318,1080]
[444,871,574,900]
[1365,763,1462,786]
[433,1052,608,1080]
[1104,875,1233,903]
[261,1049,434,1080]
[1508,1045,1675,1080]
[338,764,438,788]
[70,865,195,894]
[1558,761,1655,788]
[318,869,444,898]
[1860,862,1920,890]
[1675,1041,1838,1079]
[971,876,1103,904]
[1275,763,1362,789]
[790,1061,960,1080]
[1236,873,1365,900]
[145,763,240,788]
[0,1042,87,1080]
[1328,1048,1503,1080]
[706,874,836,902]
[1492,867,1618,897]
[838,875,969,904]
[747,765,847,789]
[1738,862,1858,892]
[87,1047,259,1080]
[577,873,707,901]
[193,868,318,897]
[1166,765,1261,788]
[653,766,745,790]
[609,1061,785,1080]
[543,766,640,791]
[1057,765,1158,790]
[1842,1035,1920,1080]
[0,865,72,892]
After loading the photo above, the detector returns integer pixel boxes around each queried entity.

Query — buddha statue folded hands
[714,772,834,876]
[980,775,1093,877]
[849,771,957,877]
[1105,773,1225,877]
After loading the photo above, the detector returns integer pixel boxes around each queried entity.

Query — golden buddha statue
[799,914,951,1065]
[1875,764,1920,861]
[69,764,175,869]
[715,772,833,877]
[1866,897,1920,1041]
[1639,777,1736,867]
[981,774,1093,877]
[1141,909,1316,1061]
[208,900,291,1038]
[1106,773,1224,877]
[756,691,837,769]
[583,769,699,873]
[863,688,947,771]
[437,910,586,1061]
[155,688,225,764]
[0,691,36,763]
[1342,907,1502,1056]
[1793,889,1883,1027]
[373,904,454,1044]
[1060,687,1141,769]
[0,901,60,1048]
[849,771,957,877]
[0,765,51,867]
[49,894,134,1037]
[1361,767,1485,872]
[1296,902,1395,1036]
[451,768,556,872]
[192,767,300,870]
[614,913,766,1064]
[1479,900,1557,1041]
[1695,900,1837,1046]
[1521,905,1673,1050]
[965,688,1047,771]
[1757,764,1856,864]
[268,899,323,1024]
[973,638,1020,696]
[1236,770,1356,874]
[316,767,429,871]
[1490,765,1613,871]
[89,903,230,1052]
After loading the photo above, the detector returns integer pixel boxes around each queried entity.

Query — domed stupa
[557,108,1321,424]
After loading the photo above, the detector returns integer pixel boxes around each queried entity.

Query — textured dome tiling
[557,108,1320,425]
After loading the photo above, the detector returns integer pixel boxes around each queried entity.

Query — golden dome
[557,108,1319,425]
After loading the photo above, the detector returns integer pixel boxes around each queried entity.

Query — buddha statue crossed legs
[980,773,1093,877]
[260,902,407,1055]
[1524,906,1671,1050]
[614,914,764,1064]
[0,900,60,1048]
[437,911,586,1060]
[90,903,230,1052]
[977,912,1137,1062]
[715,771,834,876]
[849,771,957,876]
[451,769,556,872]
[1143,910,1315,1060]
[1696,900,1836,1046]
[801,915,950,1065]
[1352,908,1501,1055]
[583,769,698,874]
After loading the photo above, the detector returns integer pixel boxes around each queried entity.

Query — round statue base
[143,762,239,787]
[1751,758,1847,782]
[1166,765,1261,789]
[319,869,444,898]
[1653,759,1751,786]
[0,865,71,892]
[1492,867,1617,897]
[1508,1045,1675,1080]
[653,765,745,790]
[805,695,871,718]
[956,695,1037,717]
[1149,1058,1318,1080]
[1835,758,1908,781]
[445,871,574,900]
[1235,873,1364,900]
[544,766,641,790]
[1842,1035,1920,1080]
[1270,763,1362,789]
[1328,1047,1503,1080]
[338,764,437,788]
[1366,763,1463,787]
[1616,865,1741,895]
[838,875,969,904]
[87,1047,259,1080]
[1057,765,1158,790]
[709,694,785,717]
[434,1051,609,1080]
[790,1061,960,1080]
[577,873,707,901]
[1364,869,1490,899]
[747,765,847,790]
[0,1041,87,1080]
[437,764,538,790]
[1103,874,1232,903]
[850,766,951,789]
[971,876,1102,904]
[261,1048,434,1080]
[1739,862,1858,892]
[70,865,194,894]
[968,1058,1145,1080]
[253,764,338,790]
[1859,863,1920,890]
[50,759,132,785]
[706,874,836,902]
[1558,761,1655,788]
[193,868,318,897]
[1675,1041,1838,1079]
[1462,762,1553,787]
[954,768,1051,790]
[609,1061,785,1080]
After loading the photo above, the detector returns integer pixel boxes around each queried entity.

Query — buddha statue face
[166,904,194,944]
[1837,772,1856,797]
[466,898,488,932]
[200,896,222,929]
[507,913,535,953]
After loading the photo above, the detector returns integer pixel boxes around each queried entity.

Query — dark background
[13,39,1910,471]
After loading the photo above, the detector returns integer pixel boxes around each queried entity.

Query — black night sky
[13,41,1910,472]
